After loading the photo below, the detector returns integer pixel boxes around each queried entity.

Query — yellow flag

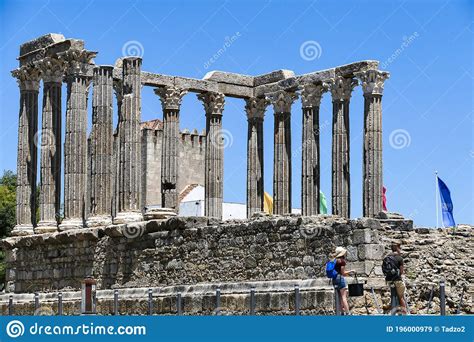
[264,192,273,214]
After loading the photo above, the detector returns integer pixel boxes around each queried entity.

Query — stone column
[267,90,298,215]
[245,97,267,218]
[87,66,115,227]
[11,67,41,235]
[197,92,225,219]
[300,83,327,216]
[155,86,188,210]
[329,76,357,218]
[356,69,390,217]
[114,57,143,224]
[60,51,95,231]
[35,57,64,233]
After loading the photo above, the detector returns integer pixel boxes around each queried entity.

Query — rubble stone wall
[1,216,472,315]
[1,216,382,294]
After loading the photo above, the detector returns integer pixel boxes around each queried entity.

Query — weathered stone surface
[358,243,384,260]
[254,70,295,86]
[203,70,254,87]
[19,33,65,56]
[2,215,385,293]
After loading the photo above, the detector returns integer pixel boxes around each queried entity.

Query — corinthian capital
[329,76,358,101]
[355,69,390,96]
[299,82,329,108]
[34,57,66,83]
[245,97,268,120]
[266,90,298,113]
[197,92,225,116]
[58,49,97,77]
[155,86,188,111]
[11,66,41,91]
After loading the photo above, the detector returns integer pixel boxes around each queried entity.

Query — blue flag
[437,177,455,227]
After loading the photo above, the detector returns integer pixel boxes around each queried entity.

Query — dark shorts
[332,275,347,290]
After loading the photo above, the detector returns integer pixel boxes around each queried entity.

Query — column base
[11,224,35,236]
[86,215,113,228]
[35,220,58,234]
[113,211,143,225]
[143,207,177,220]
[58,218,84,231]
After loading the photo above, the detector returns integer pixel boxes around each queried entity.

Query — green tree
[0,170,16,287]
[0,170,16,237]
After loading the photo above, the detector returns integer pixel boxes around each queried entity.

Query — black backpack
[382,255,400,280]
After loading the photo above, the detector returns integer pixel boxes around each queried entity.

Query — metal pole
[426,285,434,314]
[435,171,439,228]
[390,285,399,315]
[440,279,446,316]
[250,286,255,315]
[8,295,13,316]
[215,288,221,315]
[148,288,153,315]
[334,285,340,316]
[34,292,39,313]
[113,289,119,315]
[177,293,182,315]
[58,293,63,316]
[456,286,465,315]
[370,287,382,314]
[295,285,300,315]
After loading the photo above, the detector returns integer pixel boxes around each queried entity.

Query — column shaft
[301,106,320,216]
[273,112,292,215]
[114,57,143,224]
[87,66,114,226]
[12,67,40,235]
[161,109,180,208]
[268,91,297,215]
[300,83,326,216]
[37,80,62,232]
[331,100,350,217]
[363,95,383,217]
[198,92,225,219]
[247,118,264,217]
[245,98,266,218]
[330,77,356,218]
[60,75,90,230]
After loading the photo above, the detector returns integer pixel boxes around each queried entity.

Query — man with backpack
[382,242,406,314]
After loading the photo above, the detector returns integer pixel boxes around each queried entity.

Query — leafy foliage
[0,170,16,238]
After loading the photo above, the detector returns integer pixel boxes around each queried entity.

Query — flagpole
[435,171,439,229]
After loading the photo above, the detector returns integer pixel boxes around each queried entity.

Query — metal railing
[1,280,467,316]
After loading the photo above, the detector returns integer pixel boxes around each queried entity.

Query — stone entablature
[11,33,390,235]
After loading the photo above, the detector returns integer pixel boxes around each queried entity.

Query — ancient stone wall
[141,124,205,208]
[1,216,382,294]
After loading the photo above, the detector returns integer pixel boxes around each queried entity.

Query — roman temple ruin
[11,33,389,236]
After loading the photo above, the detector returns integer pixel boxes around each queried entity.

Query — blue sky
[0,0,472,226]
